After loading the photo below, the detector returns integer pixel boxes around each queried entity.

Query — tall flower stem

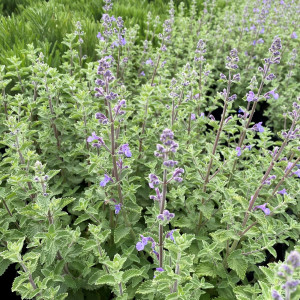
[105,80,134,238]
[196,71,231,232]
[159,154,168,268]
[172,252,181,293]
[226,62,271,188]
[151,54,161,85]
[228,122,296,256]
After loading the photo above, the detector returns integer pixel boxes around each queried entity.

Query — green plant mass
[0,0,299,299]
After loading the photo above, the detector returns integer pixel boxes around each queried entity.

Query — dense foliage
[0,0,299,299]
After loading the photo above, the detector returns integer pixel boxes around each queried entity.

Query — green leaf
[122,268,142,283]
[227,250,248,280]
[94,274,115,286]
[136,280,155,294]
[196,262,218,278]
[74,213,90,225]
[0,257,11,276]
[114,226,131,243]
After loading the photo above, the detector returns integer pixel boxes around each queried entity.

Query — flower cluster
[154,128,179,157]
[157,210,175,223]
[272,251,300,300]
[225,48,239,70]
[136,235,159,259]
[87,132,105,148]
[253,203,270,215]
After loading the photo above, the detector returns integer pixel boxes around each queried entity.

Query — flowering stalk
[158,158,168,268]
[227,37,282,188]
[172,251,181,293]
[197,48,239,231]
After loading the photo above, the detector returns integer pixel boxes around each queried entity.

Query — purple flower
[145,58,154,66]
[156,267,164,272]
[236,147,242,157]
[287,251,300,268]
[291,32,297,39]
[271,290,283,300]
[253,203,270,215]
[120,37,126,46]
[163,160,178,168]
[293,169,300,177]
[260,27,265,34]
[191,113,196,120]
[114,203,121,214]
[277,189,287,195]
[136,235,155,252]
[252,122,264,132]
[100,174,113,187]
[136,242,145,251]
[283,280,300,290]
[149,174,160,189]
[265,89,279,100]
[257,38,264,44]
[263,175,276,185]
[166,230,175,242]
[172,168,184,182]
[140,71,145,76]
[245,145,252,150]
[97,32,105,41]
[87,132,105,147]
[95,113,108,124]
[150,188,162,202]
[247,91,257,102]
[119,144,132,157]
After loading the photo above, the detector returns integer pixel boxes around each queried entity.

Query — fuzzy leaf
[114,226,131,243]
[227,250,248,280]
[94,274,115,286]
[122,268,143,283]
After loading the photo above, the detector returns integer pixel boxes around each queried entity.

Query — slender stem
[20,261,38,291]
[138,98,149,158]
[196,71,231,231]
[151,55,161,85]
[159,154,168,268]
[45,81,61,150]
[172,252,181,293]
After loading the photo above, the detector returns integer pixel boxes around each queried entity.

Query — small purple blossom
[149,174,160,188]
[291,32,298,39]
[236,147,242,157]
[263,175,276,185]
[97,32,105,41]
[95,113,108,124]
[156,267,164,272]
[293,169,300,177]
[145,58,154,66]
[100,174,113,187]
[277,189,287,195]
[166,230,175,242]
[287,251,300,269]
[247,91,257,102]
[119,144,132,157]
[87,132,105,147]
[252,122,264,132]
[265,89,279,100]
[163,160,178,168]
[253,203,270,215]
[191,113,196,120]
[114,203,121,214]
[140,71,145,76]
[136,242,145,251]
[271,290,283,300]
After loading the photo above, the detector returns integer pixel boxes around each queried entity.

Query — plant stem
[196,71,231,232]
[172,252,181,293]
[159,154,168,268]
